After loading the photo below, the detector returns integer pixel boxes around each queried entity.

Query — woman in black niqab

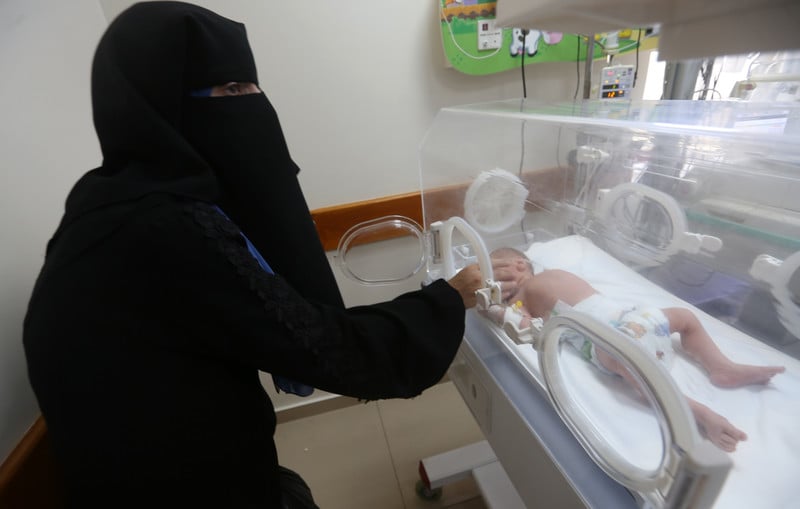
[66,0,344,309]
[23,2,481,507]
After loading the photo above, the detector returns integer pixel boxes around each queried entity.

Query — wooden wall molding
[0,416,63,508]
[311,191,423,251]
[310,166,570,252]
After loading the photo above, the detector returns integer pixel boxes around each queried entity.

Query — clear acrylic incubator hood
[338,99,800,508]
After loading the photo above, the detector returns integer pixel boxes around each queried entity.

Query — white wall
[1,0,655,460]
[0,0,107,463]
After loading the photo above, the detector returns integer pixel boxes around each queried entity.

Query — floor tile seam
[376,401,409,509]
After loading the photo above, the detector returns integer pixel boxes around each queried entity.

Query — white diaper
[559,294,675,373]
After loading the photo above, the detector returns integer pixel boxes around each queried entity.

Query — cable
[518,100,528,233]
[693,88,724,100]
[614,38,640,53]
[633,28,641,87]
[520,30,528,98]
[439,5,502,61]
[596,36,639,54]
[574,35,581,100]
[518,106,527,178]
[712,60,723,92]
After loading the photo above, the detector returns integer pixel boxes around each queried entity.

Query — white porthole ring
[752,251,800,339]
[775,251,800,338]
[431,216,494,283]
[463,168,528,234]
[596,182,687,266]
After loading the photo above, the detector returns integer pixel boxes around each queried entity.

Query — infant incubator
[341,99,800,508]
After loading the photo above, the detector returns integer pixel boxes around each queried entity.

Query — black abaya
[22,3,468,507]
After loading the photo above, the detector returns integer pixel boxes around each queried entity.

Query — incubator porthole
[597,183,686,267]
[335,216,425,285]
[463,168,528,233]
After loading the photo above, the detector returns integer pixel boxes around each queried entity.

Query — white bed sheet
[511,235,800,509]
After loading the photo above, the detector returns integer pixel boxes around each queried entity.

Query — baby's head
[490,247,534,274]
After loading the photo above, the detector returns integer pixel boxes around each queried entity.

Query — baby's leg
[595,349,747,452]
[595,348,648,398]
[687,398,747,452]
[662,308,785,388]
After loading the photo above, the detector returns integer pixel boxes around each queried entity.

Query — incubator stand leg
[418,441,526,508]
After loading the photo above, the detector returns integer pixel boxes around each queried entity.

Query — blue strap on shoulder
[213,205,314,397]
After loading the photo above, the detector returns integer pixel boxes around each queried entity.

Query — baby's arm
[485,303,507,324]
[486,301,533,329]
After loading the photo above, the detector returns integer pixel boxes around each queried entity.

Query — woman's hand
[490,257,531,302]
[446,264,483,308]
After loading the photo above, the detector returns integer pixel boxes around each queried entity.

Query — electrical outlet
[477,20,502,51]
[644,24,661,38]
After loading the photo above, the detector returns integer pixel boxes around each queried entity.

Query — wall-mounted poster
[440,1,656,75]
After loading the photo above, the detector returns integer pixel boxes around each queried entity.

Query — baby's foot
[694,405,748,452]
[708,362,785,388]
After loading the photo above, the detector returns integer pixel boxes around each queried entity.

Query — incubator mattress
[510,235,800,509]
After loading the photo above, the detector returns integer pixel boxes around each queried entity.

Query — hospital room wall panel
[0,0,109,489]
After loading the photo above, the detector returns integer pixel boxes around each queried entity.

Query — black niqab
[56,0,344,308]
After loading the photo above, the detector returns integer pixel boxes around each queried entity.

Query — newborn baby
[486,247,785,452]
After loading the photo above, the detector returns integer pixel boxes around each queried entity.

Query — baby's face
[492,255,531,276]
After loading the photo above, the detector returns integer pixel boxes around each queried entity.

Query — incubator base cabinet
[340,100,800,508]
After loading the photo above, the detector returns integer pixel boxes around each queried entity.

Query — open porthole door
[336,214,496,289]
[537,311,732,509]
[335,216,428,286]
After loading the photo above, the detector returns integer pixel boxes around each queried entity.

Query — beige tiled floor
[274,382,489,509]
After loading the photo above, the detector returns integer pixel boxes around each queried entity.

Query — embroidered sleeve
[183,202,356,384]
[137,199,465,400]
